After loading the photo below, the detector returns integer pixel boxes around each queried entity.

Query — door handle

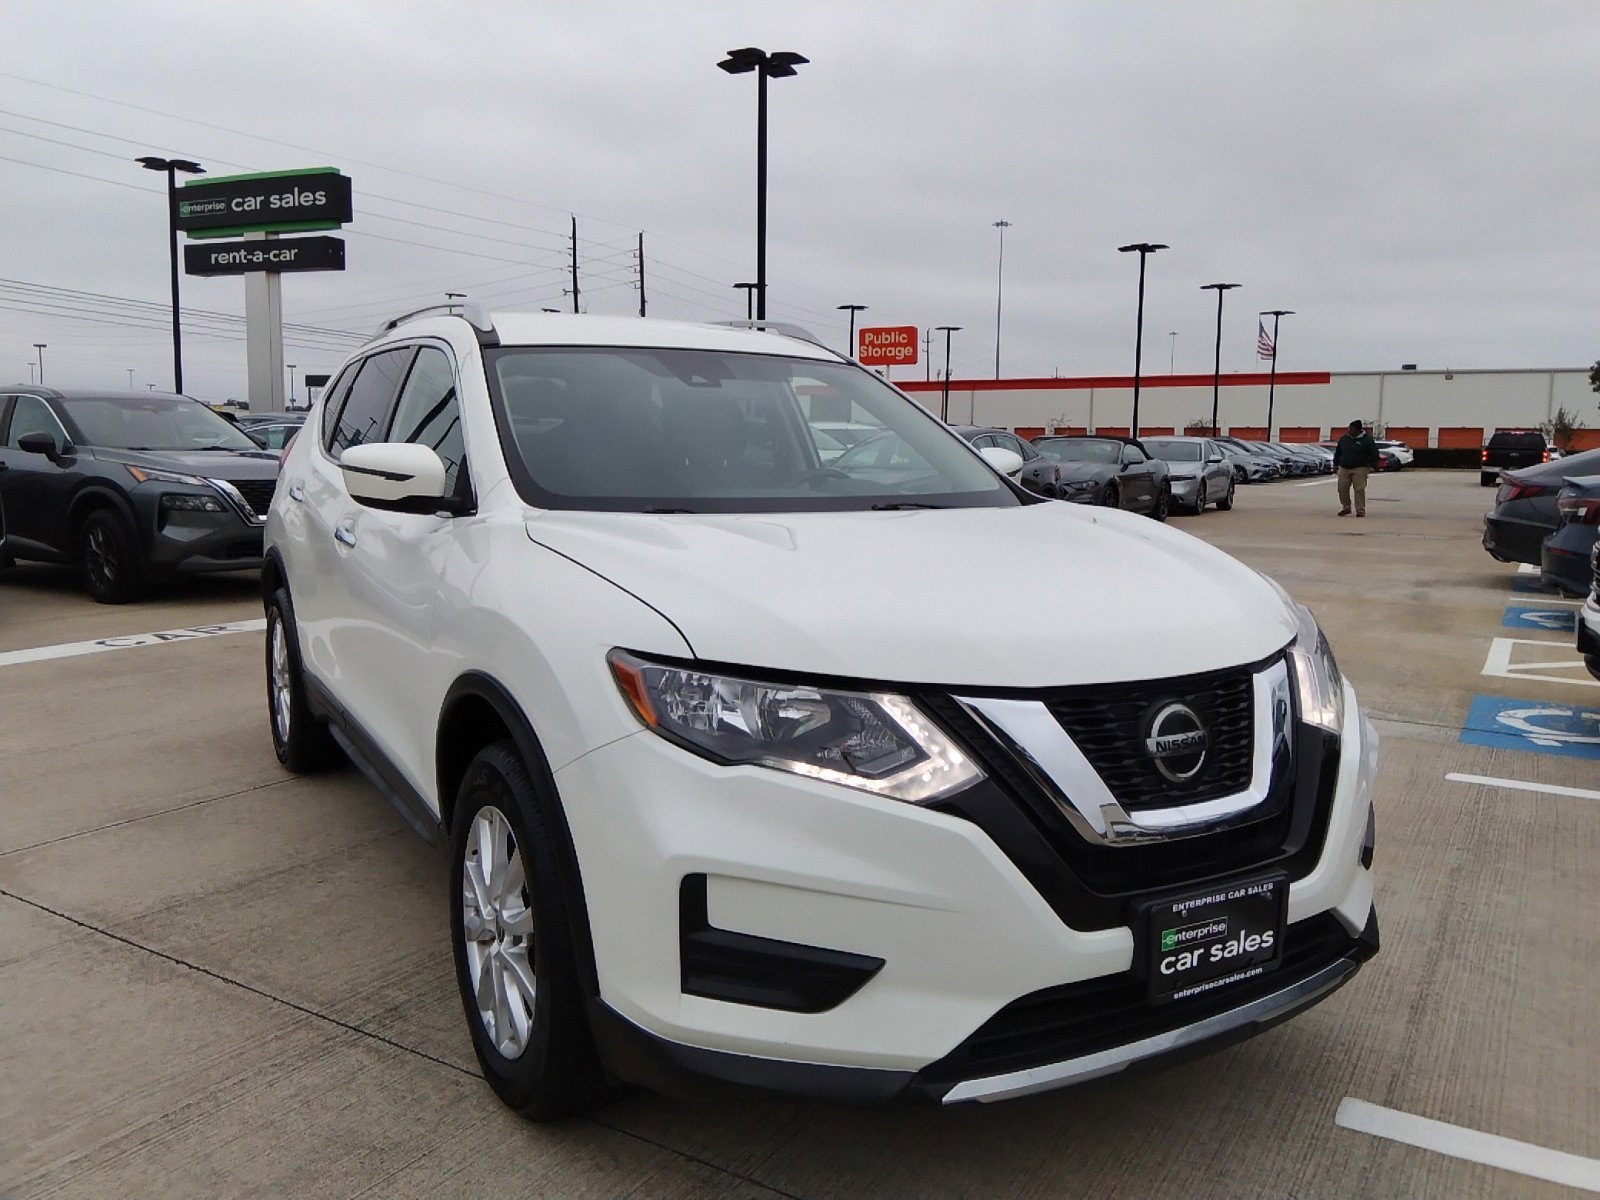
[287,482,305,503]
[333,521,357,548]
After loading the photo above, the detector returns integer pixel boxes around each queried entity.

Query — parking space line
[1335,1098,1600,1192]
[0,619,265,668]
[1518,563,1540,575]
[1295,478,1335,487]
[1481,637,1600,688]
[1445,772,1600,801]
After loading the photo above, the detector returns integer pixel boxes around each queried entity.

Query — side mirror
[16,431,61,462]
[340,443,458,513]
[979,446,1024,478]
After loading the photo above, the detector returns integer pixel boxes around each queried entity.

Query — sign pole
[244,232,286,412]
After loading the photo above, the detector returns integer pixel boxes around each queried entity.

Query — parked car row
[1480,445,1600,594]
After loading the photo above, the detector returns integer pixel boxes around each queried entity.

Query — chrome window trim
[953,657,1293,845]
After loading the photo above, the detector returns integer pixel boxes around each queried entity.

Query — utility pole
[569,215,580,314]
[936,325,961,422]
[637,232,647,317]
[1201,283,1242,437]
[992,219,1011,377]
[32,343,46,386]
[923,329,933,381]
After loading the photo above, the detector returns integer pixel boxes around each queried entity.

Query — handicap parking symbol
[1511,575,1559,595]
[1501,605,1578,633]
[1461,694,1600,760]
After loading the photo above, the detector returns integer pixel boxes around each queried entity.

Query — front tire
[1150,484,1171,522]
[265,588,342,772]
[1195,481,1208,513]
[1101,482,1120,509]
[1216,478,1236,510]
[80,509,144,604]
[451,740,606,1121]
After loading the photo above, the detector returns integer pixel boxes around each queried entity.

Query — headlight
[1062,479,1095,492]
[1287,603,1344,733]
[1256,573,1345,734]
[159,492,227,513]
[608,651,983,803]
[127,465,206,486]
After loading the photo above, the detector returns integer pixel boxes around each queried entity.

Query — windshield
[54,394,259,452]
[1033,438,1121,464]
[1143,440,1202,462]
[485,347,1019,513]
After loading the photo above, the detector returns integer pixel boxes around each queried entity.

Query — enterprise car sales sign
[176,168,352,237]
[857,326,918,366]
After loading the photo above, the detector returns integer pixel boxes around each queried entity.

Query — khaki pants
[1337,466,1370,513]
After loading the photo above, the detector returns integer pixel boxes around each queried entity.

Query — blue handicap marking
[1461,694,1600,761]
[1512,575,1558,595]
[1502,605,1578,633]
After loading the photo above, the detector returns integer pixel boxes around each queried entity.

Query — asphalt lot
[2,469,1597,1198]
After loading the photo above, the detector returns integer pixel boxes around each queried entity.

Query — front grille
[1047,672,1254,810]
[224,478,278,518]
[915,913,1365,1089]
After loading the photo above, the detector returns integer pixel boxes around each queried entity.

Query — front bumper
[1169,476,1202,505]
[557,680,1378,1104]
[135,487,267,575]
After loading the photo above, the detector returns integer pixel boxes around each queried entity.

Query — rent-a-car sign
[176,168,352,237]
[858,326,918,366]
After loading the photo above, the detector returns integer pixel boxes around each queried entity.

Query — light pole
[1117,242,1168,437]
[444,292,466,315]
[127,368,135,389]
[1259,310,1294,439]
[1168,331,1178,373]
[717,47,808,322]
[1201,283,1242,437]
[837,303,867,357]
[287,363,298,407]
[136,155,205,393]
[936,325,961,422]
[733,282,759,321]
[992,219,1012,377]
[32,343,46,386]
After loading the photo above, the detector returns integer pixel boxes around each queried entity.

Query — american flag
[1257,320,1275,360]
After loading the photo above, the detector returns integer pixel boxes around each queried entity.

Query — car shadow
[0,560,261,605]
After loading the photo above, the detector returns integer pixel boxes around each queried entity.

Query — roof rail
[373,302,499,346]
[711,319,836,354]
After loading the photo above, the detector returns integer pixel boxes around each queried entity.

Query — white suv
[263,306,1379,1117]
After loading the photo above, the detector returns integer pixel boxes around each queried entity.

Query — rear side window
[389,347,466,495]
[327,348,414,457]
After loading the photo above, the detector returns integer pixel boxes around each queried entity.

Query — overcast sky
[3,1,1597,401]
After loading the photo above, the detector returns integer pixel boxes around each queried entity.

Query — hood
[1053,462,1112,484]
[1163,463,1204,479]
[524,502,1296,688]
[89,447,280,480]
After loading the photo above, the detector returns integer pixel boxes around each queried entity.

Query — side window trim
[319,362,360,453]
[0,396,17,445]
[322,346,416,462]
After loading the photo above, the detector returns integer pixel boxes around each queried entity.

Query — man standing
[1334,419,1381,517]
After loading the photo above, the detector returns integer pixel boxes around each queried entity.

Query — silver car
[1141,436,1236,512]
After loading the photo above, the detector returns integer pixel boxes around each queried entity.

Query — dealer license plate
[1138,873,1288,1004]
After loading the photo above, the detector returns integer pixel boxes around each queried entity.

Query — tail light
[1542,451,1551,462]
[1481,449,1489,462]
[1500,481,1546,503]
[1557,495,1600,525]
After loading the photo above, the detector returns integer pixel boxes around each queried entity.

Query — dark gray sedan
[1140,436,1236,513]
[1541,474,1600,595]
[1030,436,1172,519]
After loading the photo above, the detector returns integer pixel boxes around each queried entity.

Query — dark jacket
[1334,430,1381,469]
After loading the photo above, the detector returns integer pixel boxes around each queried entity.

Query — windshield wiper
[870,501,949,511]
[640,506,699,514]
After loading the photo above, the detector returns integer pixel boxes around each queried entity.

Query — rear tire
[451,740,607,1121]
[265,588,342,772]
[1480,471,1497,487]
[79,509,144,604]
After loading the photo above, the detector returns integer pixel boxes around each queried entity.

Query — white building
[896,366,1594,449]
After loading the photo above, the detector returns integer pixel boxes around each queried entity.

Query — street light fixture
[733,282,759,321]
[992,220,1012,378]
[837,303,867,357]
[32,343,46,386]
[1117,242,1168,436]
[136,155,205,393]
[1201,283,1242,437]
[444,292,466,315]
[127,368,135,389]
[287,363,298,407]
[1259,310,1294,439]
[717,47,808,322]
[1168,331,1178,373]
[936,325,962,422]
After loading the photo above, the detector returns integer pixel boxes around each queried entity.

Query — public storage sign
[858,326,919,366]
[176,168,353,237]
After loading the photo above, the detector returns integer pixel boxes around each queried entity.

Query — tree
[1184,417,1212,434]
[1541,404,1585,452]
[1589,359,1599,395]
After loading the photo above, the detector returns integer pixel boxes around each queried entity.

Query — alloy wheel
[85,524,117,589]
[462,804,537,1059]
[269,614,293,744]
